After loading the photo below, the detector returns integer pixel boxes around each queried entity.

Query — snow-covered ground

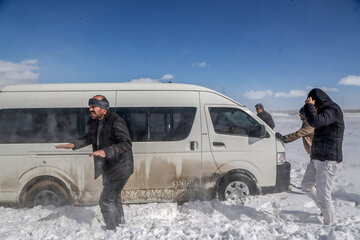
[1,112,360,240]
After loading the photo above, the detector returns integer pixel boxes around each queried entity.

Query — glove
[275,132,286,142]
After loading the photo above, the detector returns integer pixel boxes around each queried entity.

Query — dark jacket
[304,88,345,162]
[73,110,134,181]
[257,110,275,129]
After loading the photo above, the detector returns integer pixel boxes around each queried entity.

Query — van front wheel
[218,173,257,202]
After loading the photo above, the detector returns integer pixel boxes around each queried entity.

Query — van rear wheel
[22,179,70,208]
[218,172,257,202]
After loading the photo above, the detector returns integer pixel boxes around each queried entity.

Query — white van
[0,83,290,207]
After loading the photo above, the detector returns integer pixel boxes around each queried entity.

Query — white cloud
[0,59,39,88]
[306,86,338,92]
[192,62,208,67]
[130,77,160,83]
[275,90,307,98]
[244,90,273,99]
[160,74,174,80]
[320,87,338,92]
[339,75,360,86]
[21,59,39,65]
[130,74,174,83]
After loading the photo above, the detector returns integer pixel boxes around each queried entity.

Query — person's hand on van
[55,143,75,149]
[275,132,286,142]
[89,150,106,158]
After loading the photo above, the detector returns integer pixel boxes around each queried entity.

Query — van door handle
[213,142,225,147]
[190,141,198,150]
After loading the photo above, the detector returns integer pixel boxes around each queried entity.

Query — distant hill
[343,109,360,113]
[271,109,360,115]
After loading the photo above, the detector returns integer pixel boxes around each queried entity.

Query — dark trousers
[99,176,129,230]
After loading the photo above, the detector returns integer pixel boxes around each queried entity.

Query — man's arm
[72,134,92,150]
[55,143,75,149]
[55,133,92,150]
[304,98,337,128]
[284,125,314,143]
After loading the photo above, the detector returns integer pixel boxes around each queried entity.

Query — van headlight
[277,152,286,164]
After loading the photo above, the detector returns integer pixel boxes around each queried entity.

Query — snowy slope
[1,113,360,240]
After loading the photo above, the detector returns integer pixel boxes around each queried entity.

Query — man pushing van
[56,95,134,230]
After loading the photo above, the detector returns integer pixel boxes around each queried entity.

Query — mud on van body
[0,83,290,207]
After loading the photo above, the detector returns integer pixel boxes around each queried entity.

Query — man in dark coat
[301,88,344,225]
[255,103,275,129]
[56,95,134,230]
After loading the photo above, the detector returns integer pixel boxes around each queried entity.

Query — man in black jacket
[56,95,134,230]
[301,88,344,225]
[255,103,275,129]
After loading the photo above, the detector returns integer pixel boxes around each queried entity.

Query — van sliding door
[0,90,117,205]
[116,91,202,202]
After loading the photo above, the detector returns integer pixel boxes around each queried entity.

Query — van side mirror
[258,124,267,138]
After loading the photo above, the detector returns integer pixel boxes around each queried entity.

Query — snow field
[1,112,360,239]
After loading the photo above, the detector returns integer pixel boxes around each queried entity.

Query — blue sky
[1,0,360,110]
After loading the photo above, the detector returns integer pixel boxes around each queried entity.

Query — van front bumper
[261,161,291,194]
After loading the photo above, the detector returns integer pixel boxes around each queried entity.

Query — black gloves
[275,132,286,142]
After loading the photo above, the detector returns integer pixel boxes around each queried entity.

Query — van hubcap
[225,181,250,201]
[33,190,61,206]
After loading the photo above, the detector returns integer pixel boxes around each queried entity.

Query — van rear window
[0,108,88,143]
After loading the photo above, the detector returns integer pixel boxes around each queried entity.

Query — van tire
[21,178,71,208]
[218,172,257,202]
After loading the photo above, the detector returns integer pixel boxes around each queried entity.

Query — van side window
[209,107,265,138]
[116,107,196,141]
[115,108,148,141]
[149,108,171,141]
[0,108,87,143]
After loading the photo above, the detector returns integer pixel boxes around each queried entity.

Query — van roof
[1,82,212,92]
[1,82,244,106]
